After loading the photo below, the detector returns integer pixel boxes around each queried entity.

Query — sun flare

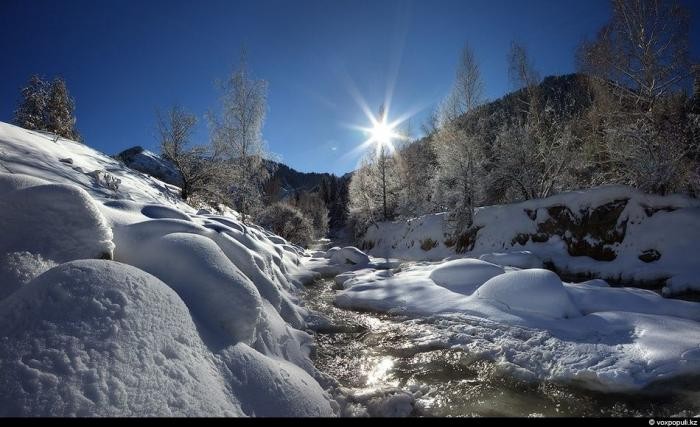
[369,120,400,147]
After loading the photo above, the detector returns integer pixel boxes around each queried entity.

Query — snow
[0,178,115,263]
[117,147,182,187]
[0,260,241,416]
[473,269,581,319]
[428,258,504,295]
[359,185,700,296]
[478,251,543,269]
[0,122,338,416]
[316,245,700,393]
[330,246,371,266]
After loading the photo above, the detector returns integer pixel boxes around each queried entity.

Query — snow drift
[0,122,336,416]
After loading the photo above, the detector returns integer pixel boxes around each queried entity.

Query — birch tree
[210,51,272,222]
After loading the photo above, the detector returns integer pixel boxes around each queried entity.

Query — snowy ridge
[360,186,700,295]
[0,121,337,416]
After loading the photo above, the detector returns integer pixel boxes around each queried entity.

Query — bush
[256,203,314,247]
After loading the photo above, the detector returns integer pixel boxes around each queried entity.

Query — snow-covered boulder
[113,227,264,345]
[0,175,114,262]
[473,269,581,319]
[428,258,504,295]
[218,343,335,416]
[0,260,240,416]
[329,247,370,266]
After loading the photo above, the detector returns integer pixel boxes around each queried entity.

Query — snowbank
[327,247,700,392]
[360,186,700,296]
[0,176,114,263]
[0,122,338,416]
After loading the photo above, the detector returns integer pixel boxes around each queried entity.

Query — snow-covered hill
[0,122,338,416]
[359,186,700,296]
[115,146,183,187]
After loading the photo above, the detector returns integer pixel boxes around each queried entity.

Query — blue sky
[1,0,699,175]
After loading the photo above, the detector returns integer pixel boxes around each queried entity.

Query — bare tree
[439,43,484,125]
[578,0,691,109]
[210,50,272,223]
[508,41,541,118]
[157,105,224,201]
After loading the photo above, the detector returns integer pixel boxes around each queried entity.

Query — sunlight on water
[304,277,700,417]
[366,357,396,386]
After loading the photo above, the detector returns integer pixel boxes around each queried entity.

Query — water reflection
[366,356,396,387]
[304,278,700,417]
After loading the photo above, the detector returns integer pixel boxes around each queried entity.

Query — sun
[369,119,401,147]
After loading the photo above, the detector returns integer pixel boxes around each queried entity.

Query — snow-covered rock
[478,251,543,269]
[330,247,370,266]
[0,177,114,262]
[428,258,504,295]
[0,260,241,416]
[473,269,581,319]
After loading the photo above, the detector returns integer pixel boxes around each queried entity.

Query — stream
[303,273,700,417]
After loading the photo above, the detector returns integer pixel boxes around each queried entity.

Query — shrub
[256,202,314,247]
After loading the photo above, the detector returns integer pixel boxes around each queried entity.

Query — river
[303,273,700,417]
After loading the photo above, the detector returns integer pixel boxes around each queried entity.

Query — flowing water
[303,276,700,417]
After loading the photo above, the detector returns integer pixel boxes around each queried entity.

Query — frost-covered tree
[289,191,329,239]
[431,125,484,231]
[577,0,695,194]
[431,43,486,231]
[396,138,437,217]
[210,51,272,223]
[45,77,79,140]
[14,75,48,132]
[488,116,578,201]
[439,43,484,126]
[348,146,403,236]
[157,105,225,201]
